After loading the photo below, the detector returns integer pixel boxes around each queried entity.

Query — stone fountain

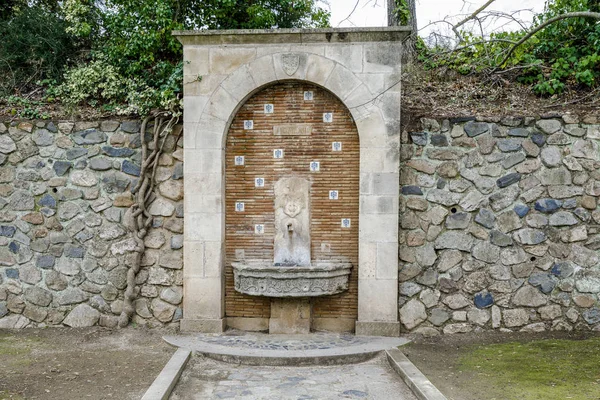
[232,176,352,333]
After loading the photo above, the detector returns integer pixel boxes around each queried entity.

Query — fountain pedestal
[269,298,311,334]
[232,261,352,333]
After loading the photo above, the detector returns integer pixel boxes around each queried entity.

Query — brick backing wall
[225,81,359,320]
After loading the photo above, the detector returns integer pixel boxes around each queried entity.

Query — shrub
[0,6,76,95]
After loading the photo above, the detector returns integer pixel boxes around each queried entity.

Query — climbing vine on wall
[119,109,182,327]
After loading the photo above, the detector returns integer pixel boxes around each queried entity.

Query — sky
[328,0,546,37]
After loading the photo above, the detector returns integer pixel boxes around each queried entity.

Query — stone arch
[190,52,385,151]
[181,33,402,336]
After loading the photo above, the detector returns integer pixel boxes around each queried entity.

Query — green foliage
[0,0,61,19]
[525,0,600,95]
[63,0,99,39]
[51,58,184,114]
[393,0,411,26]
[5,96,50,119]
[53,59,128,107]
[419,0,600,96]
[201,0,330,29]
[0,0,329,114]
[50,0,329,114]
[0,5,76,95]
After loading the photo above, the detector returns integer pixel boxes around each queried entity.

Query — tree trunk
[407,0,417,34]
[387,0,397,26]
[389,0,418,59]
[388,0,417,30]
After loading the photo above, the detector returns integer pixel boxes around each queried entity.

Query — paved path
[170,354,418,400]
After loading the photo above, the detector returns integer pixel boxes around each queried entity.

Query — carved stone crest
[281,54,300,76]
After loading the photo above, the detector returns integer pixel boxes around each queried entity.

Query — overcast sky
[328,0,546,36]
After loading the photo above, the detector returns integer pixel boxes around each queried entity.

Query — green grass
[0,391,25,400]
[0,333,43,365]
[0,334,37,399]
[459,337,600,400]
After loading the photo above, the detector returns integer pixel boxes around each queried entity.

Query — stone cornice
[173,27,411,45]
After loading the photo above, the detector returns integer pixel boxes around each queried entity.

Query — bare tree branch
[494,11,600,70]
[418,19,456,33]
[452,0,496,43]
[337,0,360,26]
[431,38,517,56]
[494,63,551,74]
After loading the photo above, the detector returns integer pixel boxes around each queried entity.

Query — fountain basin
[232,260,352,297]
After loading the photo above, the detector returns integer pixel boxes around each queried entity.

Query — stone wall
[399,114,600,334]
[0,119,183,328]
[4,112,600,334]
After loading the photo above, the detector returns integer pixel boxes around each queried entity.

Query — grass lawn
[401,331,600,400]
[459,337,600,400]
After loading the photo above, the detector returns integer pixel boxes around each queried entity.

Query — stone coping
[173,26,411,45]
[386,349,448,400]
[141,348,191,400]
[163,331,410,366]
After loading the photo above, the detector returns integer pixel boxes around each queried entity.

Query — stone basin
[231,260,352,298]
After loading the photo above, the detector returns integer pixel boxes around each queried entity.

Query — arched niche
[176,28,406,336]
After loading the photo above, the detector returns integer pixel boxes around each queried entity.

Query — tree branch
[432,38,517,56]
[494,11,600,70]
[337,0,360,26]
[452,0,496,44]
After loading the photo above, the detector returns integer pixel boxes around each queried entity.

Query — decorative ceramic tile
[304,91,314,101]
[234,155,245,166]
[323,112,333,123]
[309,161,320,172]
[244,120,254,130]
[329,190,339,200]
[255,177,265,187]
[341,218,351,228]
[235,249,245,260]
[254,224,265,235]
[264,104,274,114]
[235,202,245,212]
[332,142,342,151]
[273,149,284,159]
[321,243,331,253]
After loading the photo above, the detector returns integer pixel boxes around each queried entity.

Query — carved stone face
[274,177,309,216]
[283,195,303,218]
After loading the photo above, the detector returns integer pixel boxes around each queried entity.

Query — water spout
[274,177,311,266]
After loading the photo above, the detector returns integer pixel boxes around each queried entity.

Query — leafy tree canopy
[0,0,330,115]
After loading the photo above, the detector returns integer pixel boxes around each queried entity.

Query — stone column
[354,108,401,337]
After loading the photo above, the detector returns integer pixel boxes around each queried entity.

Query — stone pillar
[181,139,227,333]
[355,112,401,337]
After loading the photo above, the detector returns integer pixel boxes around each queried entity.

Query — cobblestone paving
[197,331,372,351]
[171,355,417,400]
